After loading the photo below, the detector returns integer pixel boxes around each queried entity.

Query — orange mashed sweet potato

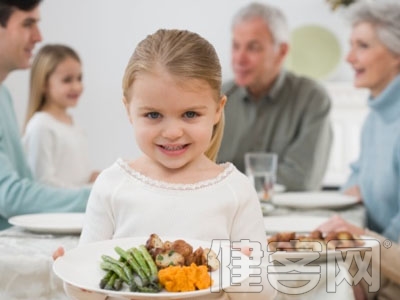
[158,263,213,292]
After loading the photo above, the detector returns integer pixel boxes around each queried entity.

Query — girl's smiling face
[347,22,400,97]
[45,57,83,110]
[124,68,225,173]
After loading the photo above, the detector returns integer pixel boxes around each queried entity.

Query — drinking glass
[244,152,278,202]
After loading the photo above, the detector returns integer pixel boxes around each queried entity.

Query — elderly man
[0,0,90,229]
[218,2,333,191]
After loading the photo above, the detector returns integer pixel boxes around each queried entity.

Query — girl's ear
[122,97,133,124]
[214,95,227,124]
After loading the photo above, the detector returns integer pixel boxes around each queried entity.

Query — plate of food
[267,230,378,263]
[8,212,84,234]
[272,192,358,209]
[53,234,251,299]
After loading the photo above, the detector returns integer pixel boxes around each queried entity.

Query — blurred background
[4,0,368,188]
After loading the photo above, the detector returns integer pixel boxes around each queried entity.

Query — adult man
[218,2,333,191]
[0,0,90,229]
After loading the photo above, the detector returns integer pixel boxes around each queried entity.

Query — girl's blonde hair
[122,29,224,162]
[25,44,81,129]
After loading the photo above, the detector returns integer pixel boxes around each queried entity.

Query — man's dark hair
[0,0,42,27]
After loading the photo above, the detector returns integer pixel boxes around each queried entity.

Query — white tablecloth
[0,226,78,300]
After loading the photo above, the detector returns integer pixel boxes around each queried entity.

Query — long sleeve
[23,112,92,188]
[80,161,275,299]
[23,117,63,187]
[342,160,361,191]
[365,229,400,285]
[342,117,366,191]
[345,76,400,241]
[277,88,333,190]
[0,135,90,228]
[0,85,90,229]
[381,137,400,241]
[79,169,117,244]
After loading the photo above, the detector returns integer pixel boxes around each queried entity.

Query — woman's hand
[343,185,363,203]
[317,215,365,236]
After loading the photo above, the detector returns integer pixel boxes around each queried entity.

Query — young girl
[23,44,99,188]
[71,29,273,299]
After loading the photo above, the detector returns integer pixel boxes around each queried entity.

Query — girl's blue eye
[184,111,197,118]
[147,112,160,119]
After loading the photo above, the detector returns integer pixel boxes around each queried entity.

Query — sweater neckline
[117,158,235,190]
[368,75,400,122]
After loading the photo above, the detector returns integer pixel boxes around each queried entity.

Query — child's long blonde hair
[25,44,81,130]
[122,29,225,162]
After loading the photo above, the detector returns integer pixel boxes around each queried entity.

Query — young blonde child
[65,29,273,299]
[23,44,99,188]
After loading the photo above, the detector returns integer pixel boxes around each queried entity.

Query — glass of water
[244,152,278,202]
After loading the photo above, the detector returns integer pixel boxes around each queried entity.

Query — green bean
[104,272,117,290]
[138,245,159,282]
[130,248,151,280]
[99,270,113,289]
[137,285,161,293]
[113,277,123,291]
[100,261,128,283]
[115,246,149,286]
[102,255,133,283]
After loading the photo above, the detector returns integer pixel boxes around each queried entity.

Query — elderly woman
[343,0,400,242]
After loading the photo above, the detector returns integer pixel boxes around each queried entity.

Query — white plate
[53,237,251,299]
[8,213,84,234]
[272,192,358,209]
[264,215,328,233]
[268,236,379,263]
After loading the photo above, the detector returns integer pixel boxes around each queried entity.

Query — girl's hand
[89,171,101,183]
[343,185,363,203]
[316,215,365,236]
[52,246,65,260]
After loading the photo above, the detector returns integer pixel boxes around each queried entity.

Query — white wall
[4,0,356,171]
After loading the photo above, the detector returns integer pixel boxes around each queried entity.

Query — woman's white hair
[232,2,289,46]
[347,0,400,56]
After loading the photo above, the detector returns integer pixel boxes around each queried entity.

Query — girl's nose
[161,122,184,140]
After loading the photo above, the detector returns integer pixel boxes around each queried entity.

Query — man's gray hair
[347,0,400,56]
[232,2,289,46]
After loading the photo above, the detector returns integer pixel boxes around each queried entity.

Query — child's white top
[23,111,92,188]
[79,159,274,299]
[80,159,266,244]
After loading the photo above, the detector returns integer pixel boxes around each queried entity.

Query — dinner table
[0,225,79,299]
[0,191,367,300]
